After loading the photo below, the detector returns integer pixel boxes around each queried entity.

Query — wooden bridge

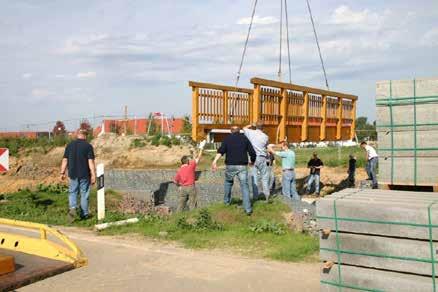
[189,78,357,143]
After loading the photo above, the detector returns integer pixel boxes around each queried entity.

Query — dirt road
[19,229,320,292]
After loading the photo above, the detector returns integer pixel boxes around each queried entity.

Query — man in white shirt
[360,141,379,189]
[243,121,270,201]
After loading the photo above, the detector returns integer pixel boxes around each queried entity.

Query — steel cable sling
[305,0,329,90]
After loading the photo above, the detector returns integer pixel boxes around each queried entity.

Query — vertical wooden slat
[351,99,356,140]
[223,90,228,124]
[279,88,287,143]
[301,92,309,141]
[192,87,199,141]
[336,97,343,140]
[253,84,261,123]
[320,95,327,140]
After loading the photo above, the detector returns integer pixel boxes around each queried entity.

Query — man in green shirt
[268,141,300,200]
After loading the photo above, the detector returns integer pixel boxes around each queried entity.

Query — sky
[1,0,437,131]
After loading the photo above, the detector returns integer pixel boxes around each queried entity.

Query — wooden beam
[279,88,287,142]
[188,81,253,94]
[253,84,261,124]
[301,92,309,141]
[250,77,358,100]
[191,87,199,141]
[320,95,327,140]
[336,97,343,140]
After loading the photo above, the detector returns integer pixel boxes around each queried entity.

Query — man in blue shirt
[268,141,299,200]
[212,126,256,215]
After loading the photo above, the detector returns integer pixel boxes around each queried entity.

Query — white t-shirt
[243,128,268,157]
[365,145,378,160]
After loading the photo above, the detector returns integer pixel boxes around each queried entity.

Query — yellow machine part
[0,218,87,268]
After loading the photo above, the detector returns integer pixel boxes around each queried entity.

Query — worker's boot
[67,208,77,223]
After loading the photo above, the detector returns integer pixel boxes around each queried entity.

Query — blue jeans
[282,170,299,200]
[224,165,252,214]
[69,178,90,217]
[251,156,271,200]
[306,174,320,194]
[367,157,378,188]
[268,165,275,192]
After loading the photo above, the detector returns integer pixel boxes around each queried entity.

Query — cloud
[421,28,438,47]
[237,15,278,25]
[76,71,96,79]
[22,73,32,79]
[55,74,67,79]
[31,88,51,98]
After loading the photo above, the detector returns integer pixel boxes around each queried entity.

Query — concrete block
[320,232,438,276]
[317,189,438,240]
[376,77,438,99]
[321,264,433,292]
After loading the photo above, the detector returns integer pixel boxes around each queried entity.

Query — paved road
[20,228,320,292]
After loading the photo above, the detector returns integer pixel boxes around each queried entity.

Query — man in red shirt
[174,141,205,212]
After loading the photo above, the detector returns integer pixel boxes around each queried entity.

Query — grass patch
[101,199,319,262]
[1,187,318,262]
[294,146,365,168]
[0,187,126,227]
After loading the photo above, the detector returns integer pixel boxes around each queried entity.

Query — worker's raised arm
[243,124,252,130]
[195,149,203,164]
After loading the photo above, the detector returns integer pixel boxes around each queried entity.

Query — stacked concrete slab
[376,77,438,187]
[318,188,438,291]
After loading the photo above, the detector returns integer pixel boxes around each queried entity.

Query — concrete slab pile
[376,77,438,188]
[318,188,438,291]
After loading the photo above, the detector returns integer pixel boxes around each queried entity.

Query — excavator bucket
[0,218,87,291]
[189,77,358,143]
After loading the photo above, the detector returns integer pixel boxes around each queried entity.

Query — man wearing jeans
[243,121,270,201]
[268,142,299,200]
[361,141,379,189]
[306,152,324,196]
[212,126,256,215]
[60,129,96,223]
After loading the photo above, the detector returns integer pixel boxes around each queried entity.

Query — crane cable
[278,0,283,81]
[235,0,258,88]
[305,0,329,90]
[284,0,292,84]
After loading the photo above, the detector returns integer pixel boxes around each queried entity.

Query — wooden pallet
[0,250,74,291]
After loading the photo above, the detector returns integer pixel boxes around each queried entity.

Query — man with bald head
[212,126,256,215]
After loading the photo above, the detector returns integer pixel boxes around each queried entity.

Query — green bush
[160,136,171,147]
[130,138,146,148]
[249,220,286,235]
[151,134,161,146]
[176,209,223,232]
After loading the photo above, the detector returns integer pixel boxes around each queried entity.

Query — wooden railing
[189,78,357,142]
[189,81,253,140]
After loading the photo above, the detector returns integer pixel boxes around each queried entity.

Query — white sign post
[0,148,9,173]
[96,163,105,221]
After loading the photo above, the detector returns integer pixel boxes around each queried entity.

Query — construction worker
[361,141,379,189]
[268,141,299,200]
[348,154,357,187]
[306,152,324,196]
[60,128,96,223]
[174,140,206,212]
[212,126,256,215]
[243,121,270,202]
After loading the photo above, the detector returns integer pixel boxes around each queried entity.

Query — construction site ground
[18,227,319,292]
[0,134,367,195]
